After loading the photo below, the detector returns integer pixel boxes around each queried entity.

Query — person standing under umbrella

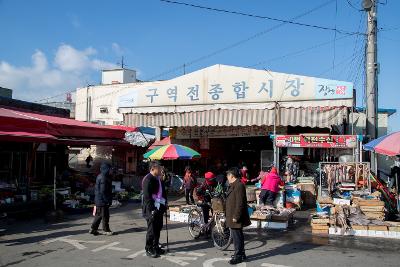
[225,167,251,265]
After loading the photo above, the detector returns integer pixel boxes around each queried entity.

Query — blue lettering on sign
[208,84,223,100]
[315,78,353,99]
[285,78,303,97]
[258,80,273,98]
[232,81,249,99]
[146,88,159,103]
[167,86,178,102]
[187,85,200,101]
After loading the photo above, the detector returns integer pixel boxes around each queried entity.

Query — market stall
[0,107,141,218]
[310,132,400,237]
[275,134,359,210]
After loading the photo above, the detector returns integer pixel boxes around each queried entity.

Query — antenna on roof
[117,56,127,69]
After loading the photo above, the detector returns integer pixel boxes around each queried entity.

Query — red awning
[0,107,138,146]
[0,130,57,143]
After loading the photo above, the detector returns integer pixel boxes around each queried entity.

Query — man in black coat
[142,161,167,258]
[90,162,113,236]
[225,167,251,265]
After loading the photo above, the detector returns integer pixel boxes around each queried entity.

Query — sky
[0,0,399,130]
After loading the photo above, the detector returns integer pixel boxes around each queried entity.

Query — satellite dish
[362,0,373,10]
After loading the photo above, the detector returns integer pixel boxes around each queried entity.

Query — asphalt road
[1,203,400,267]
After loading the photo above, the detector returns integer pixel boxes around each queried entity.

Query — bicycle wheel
[188,208,203,239]
[211,216,232,250]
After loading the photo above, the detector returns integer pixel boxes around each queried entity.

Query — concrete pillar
[155,127,163,141]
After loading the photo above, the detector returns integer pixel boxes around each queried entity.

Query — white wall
[102,69,136,85]
[75,81,155,125]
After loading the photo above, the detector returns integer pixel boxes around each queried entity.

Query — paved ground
[1,202,400,267]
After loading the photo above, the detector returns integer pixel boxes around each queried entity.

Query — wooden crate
[250,213,268,220]
[312,218,330,224]
[311,224,329,230]
[360,206,385,212]
[351,225,368,231]
[358,200,385,206]
[312,229,328,235]
[168,206,181,212]
[368,225,388,231]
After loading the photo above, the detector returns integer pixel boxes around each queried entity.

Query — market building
[116,64,356,177]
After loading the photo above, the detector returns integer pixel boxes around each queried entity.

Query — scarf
[153,176,166,210]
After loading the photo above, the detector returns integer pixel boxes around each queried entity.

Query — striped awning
[123,106,348,129]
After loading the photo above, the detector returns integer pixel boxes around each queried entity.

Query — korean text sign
[275,135,357,148]
[118,65,353,108]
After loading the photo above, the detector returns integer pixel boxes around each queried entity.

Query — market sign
[176,126,286,139]
[118,64,353,108]
[275,135,357,148]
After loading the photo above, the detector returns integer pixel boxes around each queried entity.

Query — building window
[100,107,108,114]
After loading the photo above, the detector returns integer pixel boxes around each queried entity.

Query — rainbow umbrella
[144,144,201,160]
[364,131,400,156]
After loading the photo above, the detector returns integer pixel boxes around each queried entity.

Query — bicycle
[187,192,232,250]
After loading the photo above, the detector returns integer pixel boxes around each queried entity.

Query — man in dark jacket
[225,167,251,265]
[142,161,167,258]
[90,162,113,236]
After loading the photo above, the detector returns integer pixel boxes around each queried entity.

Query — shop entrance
[204,136,273,177]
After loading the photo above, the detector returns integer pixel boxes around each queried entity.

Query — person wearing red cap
[259,167,284,206]
[196,171,217,224]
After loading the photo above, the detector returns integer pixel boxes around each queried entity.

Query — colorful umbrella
[143,144,201,160]
[364,131,400,156]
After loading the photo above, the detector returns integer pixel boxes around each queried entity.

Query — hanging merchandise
[319,162,370,196]
[283,156,299,183]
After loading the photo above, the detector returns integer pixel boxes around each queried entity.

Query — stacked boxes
[311,216,330,235]
[356,199,386,220]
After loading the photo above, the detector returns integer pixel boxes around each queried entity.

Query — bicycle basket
[211,198,225,212]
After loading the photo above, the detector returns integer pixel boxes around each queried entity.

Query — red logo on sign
[336,86,346,95]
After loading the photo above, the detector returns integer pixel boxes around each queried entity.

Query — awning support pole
[53,165,57,211]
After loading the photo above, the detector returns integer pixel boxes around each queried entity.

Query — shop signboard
[118,65,353,108]
[176,126,286,139]
[275,135,357,148]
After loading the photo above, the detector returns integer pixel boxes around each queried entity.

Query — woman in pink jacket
[259,167,284,206]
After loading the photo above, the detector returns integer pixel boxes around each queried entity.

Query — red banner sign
[275,135,357,148]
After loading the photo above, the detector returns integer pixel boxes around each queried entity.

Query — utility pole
[364,0,378,173]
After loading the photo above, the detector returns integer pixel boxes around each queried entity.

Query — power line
[249,33,356,69]
[346,0,363,11]
[347,12,366,81]
[37,0,336,104]
[332,0,338,75]
[160,0,365,36]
